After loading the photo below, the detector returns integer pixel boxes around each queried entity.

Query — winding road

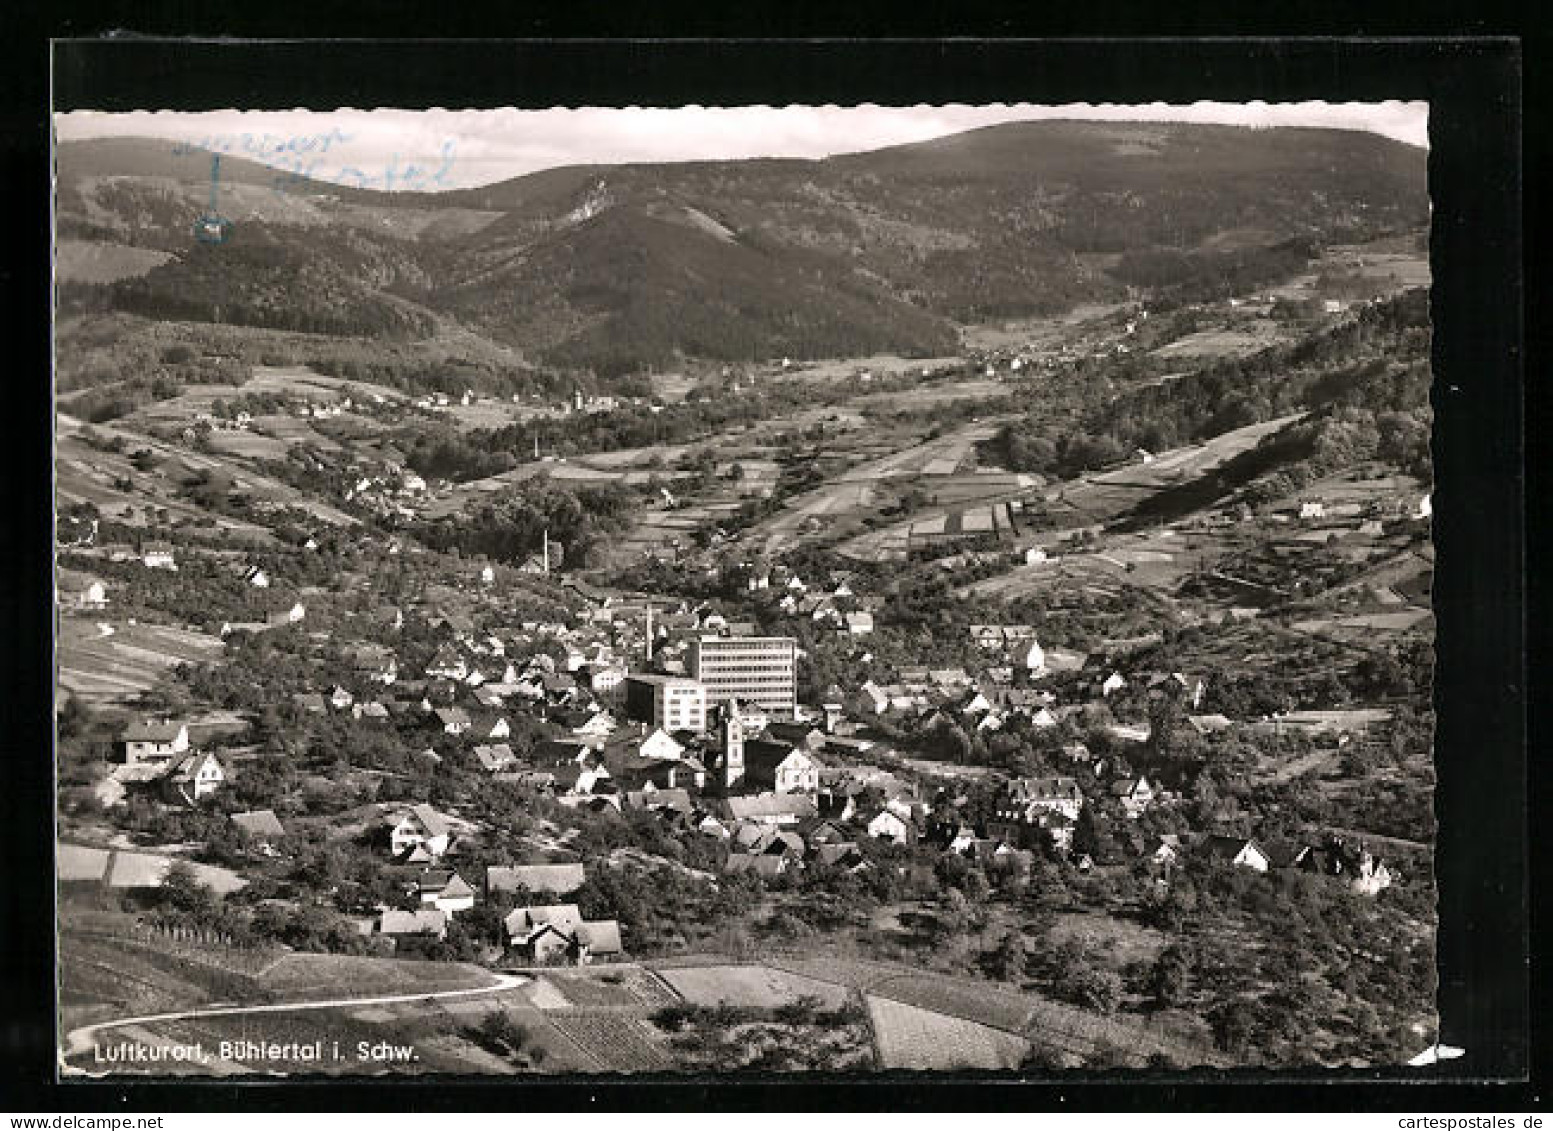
[61,972,529,1066]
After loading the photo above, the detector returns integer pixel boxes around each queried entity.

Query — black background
[3,21,1535,1114]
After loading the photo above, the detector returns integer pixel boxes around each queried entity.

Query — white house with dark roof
[57,570,108,611]
[388,804,452,860]
[1202,835,1272,873]
[164,750,225,803]
[417,870,476,916]
[501,903,622,965]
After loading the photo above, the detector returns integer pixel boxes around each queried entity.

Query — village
[50,115,1440,1074]
[54,309,1437,1070]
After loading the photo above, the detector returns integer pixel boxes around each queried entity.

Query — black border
[5,32,1532,1112]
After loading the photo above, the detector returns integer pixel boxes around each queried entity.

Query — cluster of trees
[111,224,435,339]
[988,287,1431,479]
[410,478,637,569]
[1107,239,1315,305]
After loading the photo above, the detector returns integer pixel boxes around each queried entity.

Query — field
[866,995,1030,1070]
[56,412,359,530]
[960,302,1127,353]
[546,1012,674,1072]
[868,972,1036,1033]
[57,617,225,703]
[1151,321,1285,359]
[655,964,850,1010]
[755,417,1018,559]
[56,239,174,284]
[258,954,498,1000]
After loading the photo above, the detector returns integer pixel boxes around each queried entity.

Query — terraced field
[867,995,1030,1070]
[547,1011,673,1072]
[57,618,225,703]
[868,973,1036,1033]
[656,964,850,1010]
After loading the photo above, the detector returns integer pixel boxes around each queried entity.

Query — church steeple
[721,700,745,789]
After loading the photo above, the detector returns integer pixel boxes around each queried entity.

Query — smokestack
[542,528,550,575]
[645,603,653,663]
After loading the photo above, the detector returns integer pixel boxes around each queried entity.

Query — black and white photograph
[50,88,1452,1080]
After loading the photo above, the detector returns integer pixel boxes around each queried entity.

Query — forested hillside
[56,121,1428,381]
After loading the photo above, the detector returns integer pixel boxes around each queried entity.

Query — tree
[1148,943,1193,1009]
[982,929,1029,982]
[1068,967,1124,1014]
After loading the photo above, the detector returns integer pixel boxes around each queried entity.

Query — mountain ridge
[56,121,1429,377]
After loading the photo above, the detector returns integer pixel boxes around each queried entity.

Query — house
[329,686,355,711]
[724,792,817,825]
[353,701,390,721]
[533,739,596,766]
[263,602,306,629]
[1299,500,1326,520]
[473,743,519,773]
[417,870,476,916]
[244,565,271,588]
[119,719,189,765]
[164,750,225,804]
[813,842,868,871]
[976,711,1006,734]
[742,740,821,794]
[993,777,1085,825]
[1291,837,1394,895]
[863,808,913,845]
[57,571,108,611]
[1148,834,1184,867]
[626,786,694,815]
[1017,638,1046,673]
[552,760,612,797]
[638,728,686,762]
[572,710,616,740]
[1109,774,1157,818]
[959,689,996,718]
[843,611,874,635]
[1187,714,1234,736]
[141,543,177,571]
[1101,671,1128,697]
[378,908,447,942]
[435,707,472,736]
[724,853,790,878]
[388,805,453,861]
[486,863,586,898]
[1201,835,1272,873]
[928,668,973,689]
[502,904,621,965]
[686,809,730,838]
[230,808,285,852]
[292,692,327,716]
[425,646,468,682]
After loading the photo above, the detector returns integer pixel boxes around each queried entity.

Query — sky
[54,102,1428,192]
